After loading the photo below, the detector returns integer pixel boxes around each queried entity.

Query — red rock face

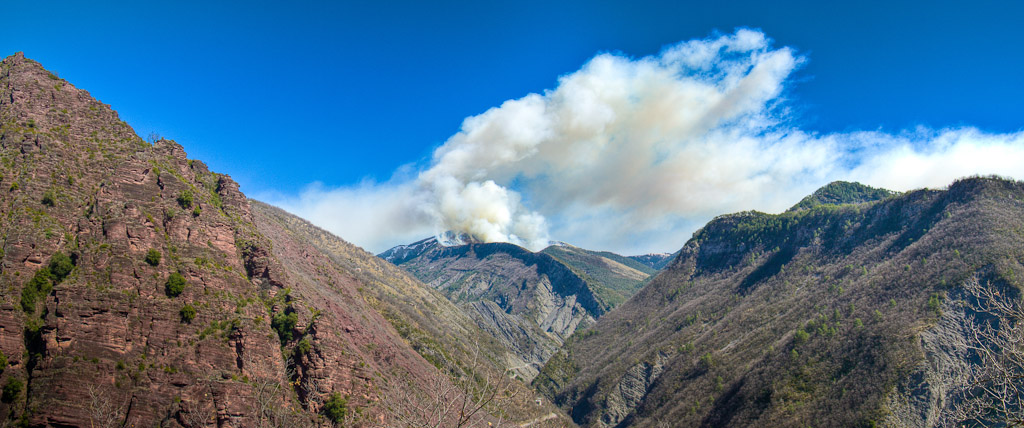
[0,53,495,427]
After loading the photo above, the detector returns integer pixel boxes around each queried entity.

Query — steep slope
[538,177,1024,427]
[250,201,574,426]
[384,238,606,379]
[540,244,653,308]
[0,52,537,427]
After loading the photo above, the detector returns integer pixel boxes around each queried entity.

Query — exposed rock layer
[0,52,567,427]
[385,239,609,380]
[539,178,1024,427]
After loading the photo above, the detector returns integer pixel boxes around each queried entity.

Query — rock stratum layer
[383,239,608,380]
[0,52,567,427]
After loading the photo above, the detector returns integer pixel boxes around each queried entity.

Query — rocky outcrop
[388,240,603,380]
[884,272,1023,428]
[250,201,577,426]
[596,352,668,428]
[0,52,566,427]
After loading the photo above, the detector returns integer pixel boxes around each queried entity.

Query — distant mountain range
[379,238,660,379]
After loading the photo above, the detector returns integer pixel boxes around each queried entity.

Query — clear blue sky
[4,0,1022,196]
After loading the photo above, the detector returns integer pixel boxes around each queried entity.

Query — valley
[0,51,1020,428]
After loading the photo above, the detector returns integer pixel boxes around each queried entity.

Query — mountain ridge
[379,237,657,380]
[536,175,1024,427]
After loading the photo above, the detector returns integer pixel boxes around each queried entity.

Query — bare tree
[384,341,518,428]
[87,384,129,428]
[179,391,217,428]
[945,276,1024,427]
[242,352,309,428]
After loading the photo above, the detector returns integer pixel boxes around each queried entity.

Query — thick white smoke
[266,29,1024,255]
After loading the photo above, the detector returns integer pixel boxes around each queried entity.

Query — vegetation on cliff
[540,176,1024,428]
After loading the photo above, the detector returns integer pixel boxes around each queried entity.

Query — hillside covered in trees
[537,176,1024,428]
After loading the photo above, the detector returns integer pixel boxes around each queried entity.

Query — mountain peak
[787,180,897,212]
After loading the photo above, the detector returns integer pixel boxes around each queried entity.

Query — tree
[180,303,197,323]
[177,189,195,209]
[48,251,73,281]
[322,392,348,425]
[2,378,22,402]
[178,383,217,428]
[242,351,305,428]
[145,249,162,266]
[383,341,517,428]
[166,273,187,297]
[944,276,1024,427]
[87,384,129,428]
[271,311,298,343]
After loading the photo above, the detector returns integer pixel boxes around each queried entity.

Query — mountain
[788,180,897,212]
[626,253,675,271]
[0,52,566,427]
[380,238,653,380]
[382,238,603,380]
[249,201,574,425]
[540,243,654,309]
[536,177,1024,427]
[378,236,438,265]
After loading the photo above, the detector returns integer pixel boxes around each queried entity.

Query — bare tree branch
[945,276,1024,427]
[383,340,519,428]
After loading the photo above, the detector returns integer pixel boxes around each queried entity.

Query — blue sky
[4,1,1024,254]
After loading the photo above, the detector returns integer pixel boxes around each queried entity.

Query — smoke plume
[265,29,1024,255]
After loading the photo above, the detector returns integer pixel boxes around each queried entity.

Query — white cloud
[264,180,435,253]
[266,29,1024,255]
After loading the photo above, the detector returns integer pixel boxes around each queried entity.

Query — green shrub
[271,311,298,343]
[793,329,810,345]
[41,190,56,207]
[180,303,196,323]
[177,190,194,209]
[48,252,73,282]
[296,337,312,355]
[2,378,22,403]
[144,249,161,266]
[20,287,37,312]
[21,268,55,312]
[0,351,7,374]
[927,293,943,315]
[699,352,715,370]
[322,392,348,424]
[165,272,186,297]
[192,206,201,217]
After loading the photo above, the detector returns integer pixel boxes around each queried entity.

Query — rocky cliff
[0,52,565,427]
[250,201,575,426]
[382,239,613,380]
[537,177,1024,427]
